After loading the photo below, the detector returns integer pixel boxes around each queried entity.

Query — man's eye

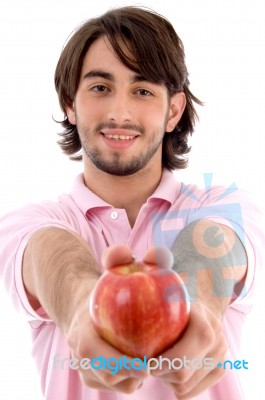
[92,85,108,92]
[137,89,152,96]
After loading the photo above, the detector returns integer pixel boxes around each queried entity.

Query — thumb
[143,246,174,269]
[101,245,133,270]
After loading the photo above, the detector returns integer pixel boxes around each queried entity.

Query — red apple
[89,261,190,359]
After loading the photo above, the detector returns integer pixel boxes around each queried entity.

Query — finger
[169,366,226,399]
[102,245,133,269]
[143,246,174,269]
[160,335,227,387]
[81,375,142,394]
[90,368,131,386]
[80,372,117,392]
[92,368,143,389]
[114,377,143,394]
[77,319,148,379]
[151,305,216,378]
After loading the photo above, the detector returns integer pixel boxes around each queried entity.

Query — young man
[0,6,263,400]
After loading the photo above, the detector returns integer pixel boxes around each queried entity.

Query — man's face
[67,36,185,176]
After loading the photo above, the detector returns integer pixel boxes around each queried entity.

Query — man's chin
[88,156,144,177]
[97,164,142,177]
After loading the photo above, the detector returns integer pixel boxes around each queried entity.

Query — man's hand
[66,245,148,394]
[24,229,147,393]
[147,219,247,398]
[150,301,227,399]
[143,244,228,398]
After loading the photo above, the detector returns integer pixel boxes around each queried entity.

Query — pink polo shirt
[0,169,264,400]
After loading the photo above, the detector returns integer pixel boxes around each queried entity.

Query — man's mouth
[100,129,139,149]
[104,134,135,141]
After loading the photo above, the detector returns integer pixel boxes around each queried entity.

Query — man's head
[55,6,202,171]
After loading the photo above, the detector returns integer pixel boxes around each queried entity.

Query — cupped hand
[150,301,228,399]
[66,244,152,393]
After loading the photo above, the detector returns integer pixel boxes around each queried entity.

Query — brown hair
[55,6,202,170]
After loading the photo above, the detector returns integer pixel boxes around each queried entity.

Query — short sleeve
[0,202,80,325]
[187,186,265,312]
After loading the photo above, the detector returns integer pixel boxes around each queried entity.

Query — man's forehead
[80,35,140,78]
[84,35,134,62]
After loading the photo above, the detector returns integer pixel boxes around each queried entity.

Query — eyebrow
[83,70,113,81]
[82,70,150,84]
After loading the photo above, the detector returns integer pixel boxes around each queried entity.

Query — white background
[0,0,264,398]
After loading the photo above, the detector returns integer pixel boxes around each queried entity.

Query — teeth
[105,134,135,140]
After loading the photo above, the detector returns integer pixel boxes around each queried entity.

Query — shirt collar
[147,169,182,205]
[70,169,182,215]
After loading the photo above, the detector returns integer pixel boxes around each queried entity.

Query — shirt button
[110,211,119,220]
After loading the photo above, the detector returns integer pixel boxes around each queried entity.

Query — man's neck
[83,161,163,227]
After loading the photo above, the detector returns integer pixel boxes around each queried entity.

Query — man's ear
[165,92,186,133]
[66,103,76,125]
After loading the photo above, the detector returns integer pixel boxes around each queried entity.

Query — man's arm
[172,219,247,316]
[22,227,100,332]
[151,219,248,399]
[22,228,146,393]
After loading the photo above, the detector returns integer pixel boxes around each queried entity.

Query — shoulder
[0,192,87,238]
[176,180,262,219]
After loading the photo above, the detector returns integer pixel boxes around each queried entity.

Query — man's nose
[106,93,133,124]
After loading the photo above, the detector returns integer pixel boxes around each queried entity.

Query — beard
[78,122,165,176]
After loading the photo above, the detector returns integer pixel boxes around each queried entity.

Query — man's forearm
[23,227,101,332]
[171,219,248,316]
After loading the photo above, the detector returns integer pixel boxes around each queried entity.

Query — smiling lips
[101,129,139,140]
[101,129,139,149]
[104,134,135,140]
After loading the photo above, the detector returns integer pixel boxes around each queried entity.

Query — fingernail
[137,381,143,390]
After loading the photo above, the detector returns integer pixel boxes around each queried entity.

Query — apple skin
[89,261,190,359]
